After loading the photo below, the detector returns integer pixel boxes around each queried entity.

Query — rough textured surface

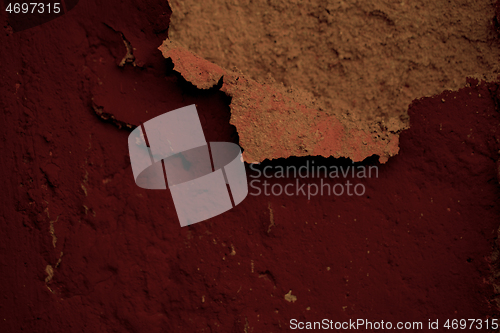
[1,0,500,332]
[168,0,500,124]
[167,0,500,163]
[160,40,401,163]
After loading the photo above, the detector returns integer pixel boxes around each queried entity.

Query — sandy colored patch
[160,40,402,162]
[165,0,500,161]
[169,0,499,121]
[284,290,297,302]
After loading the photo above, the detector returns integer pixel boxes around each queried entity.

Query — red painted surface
[1,1,500,332]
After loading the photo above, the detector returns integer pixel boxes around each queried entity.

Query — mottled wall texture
[1,1,500,332]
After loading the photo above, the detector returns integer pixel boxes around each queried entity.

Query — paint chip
[285,290,297,303]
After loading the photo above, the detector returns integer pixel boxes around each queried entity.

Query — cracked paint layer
[3,0,500,329]
[166,0,500,141]
[159,39,402,163]
[164,0,500,164]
